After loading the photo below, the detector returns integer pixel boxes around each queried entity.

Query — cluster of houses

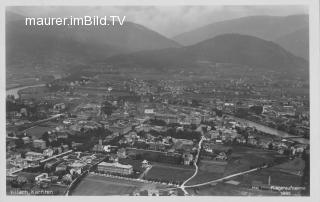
[7,151,106,189]
[200,118,307,158]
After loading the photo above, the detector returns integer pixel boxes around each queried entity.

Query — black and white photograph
[1,0,320,200]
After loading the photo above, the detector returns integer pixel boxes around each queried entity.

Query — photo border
[0,1,319,202]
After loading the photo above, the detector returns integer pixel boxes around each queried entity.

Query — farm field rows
[71,174,169,196]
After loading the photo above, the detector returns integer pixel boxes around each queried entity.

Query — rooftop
[98,161,133,169]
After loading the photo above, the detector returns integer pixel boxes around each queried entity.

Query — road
[138,165,153,180]
[40,150,73,163]
[184,165,267,188]
[178,131,267,195]
[180,135,204,195]
[162,165,268,195]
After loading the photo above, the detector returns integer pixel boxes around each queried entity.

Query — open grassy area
[198,160,227,173]
[19,86,50,100]
[223,145,287,176]
[234,167,303,187]
[144,162,194,184]
[186,182,281,196]
[186,145,288,186]
[25,124,57,139]
[186,160,227,186]
[71,174,169,196]
[184,146,302,196]
[272,158,305,176]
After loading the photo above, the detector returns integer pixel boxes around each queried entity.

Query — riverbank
[6,84,46,99]
[226,115,309,145]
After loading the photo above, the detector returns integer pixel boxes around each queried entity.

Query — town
[6,68,309,196]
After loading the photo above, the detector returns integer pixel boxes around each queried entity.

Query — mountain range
[107,33,307,72]
[6,11,308,76]
[173,15,309,60]
[6,11,180,66]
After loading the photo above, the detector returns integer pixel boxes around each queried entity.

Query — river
[6,84,46,99]
[227,115,309,145]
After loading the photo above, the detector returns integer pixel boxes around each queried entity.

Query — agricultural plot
[144,163,194,184]
[25,122,59,139]
[235,167,303,187]
[186,160,227,186]
[72,174,169,196]
[186,182,281,196]
[223,145,287,176]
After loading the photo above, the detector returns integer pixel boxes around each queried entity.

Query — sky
[8,6,308,37]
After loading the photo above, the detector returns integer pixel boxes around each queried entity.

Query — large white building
[97,162,133,175]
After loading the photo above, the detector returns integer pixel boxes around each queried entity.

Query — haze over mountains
[6,11,180,66]
[6,10,308,76]
[274,27,309,60]
[108,34,307,72]
[173,15,309,59]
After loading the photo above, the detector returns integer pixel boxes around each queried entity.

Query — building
[278,106,295,116]
[35,173,50,182]
[154,113,178,124]
[215,152,228,161]
[144,109,155,115]
[22,136,31,144]
[33,139,47,150]
[44,159,63,170]
[182,153,193,165]
[25,151,44,162]
[53,103,66,111]
[117,148,127,159]
[141,160,150,168]
[93,139,105,152]
[55,162,67,172]
[147,189,159,196]
[43,148,54,157]
[97,161,133,175]
[69,161,86,175]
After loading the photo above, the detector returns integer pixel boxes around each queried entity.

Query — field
[234,167,303,187]
[19,86,50,100]
[185,167,301,196]
[186,182,281,196]
[272,158,305,175]
[223,145,287,176]
[25,124,57,139]
[186,160,227,185]
[71,174,169,196]
[186,145,287,186]
[144,162,194,184]
[126,148,181,164]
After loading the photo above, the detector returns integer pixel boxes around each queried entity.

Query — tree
[42,132,49,143]
[101,101,116,116]
[14,176,28,188]
[191,99,200,107]
[249,106,263,115]
[14,138,24,148]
